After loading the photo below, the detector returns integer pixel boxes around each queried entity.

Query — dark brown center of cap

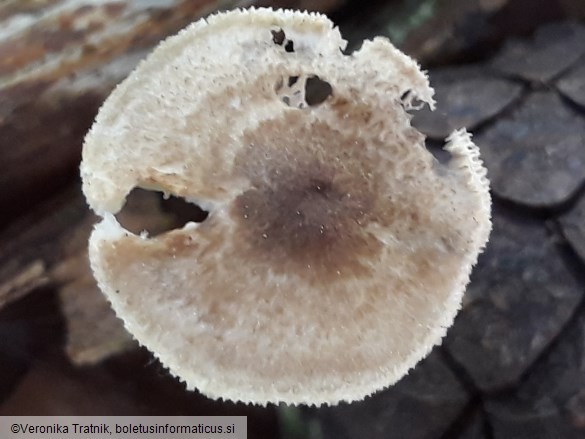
[231,113,385,284]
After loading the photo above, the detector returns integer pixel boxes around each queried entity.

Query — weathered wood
[0,185,88,309]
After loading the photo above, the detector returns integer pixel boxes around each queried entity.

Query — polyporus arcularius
[81,8,491,405]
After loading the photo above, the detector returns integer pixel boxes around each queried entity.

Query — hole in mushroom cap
[277,75,333,109]
[400,89,412,102]
[115,188,209,237]
[271,28,285,45]
[400,88,425,111]
[161,194,209,223]
[271,28,294,52]
[304,75,333,106]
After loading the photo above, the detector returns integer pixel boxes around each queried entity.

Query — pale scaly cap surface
[82,7,491,405]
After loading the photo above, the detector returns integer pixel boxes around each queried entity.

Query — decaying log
[0,185,88,309]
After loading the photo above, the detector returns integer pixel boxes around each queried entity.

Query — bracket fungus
[81,8,491,405]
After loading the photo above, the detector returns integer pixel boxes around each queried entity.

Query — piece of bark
[490,21,585,83]
[557,59,585,110]
[444,205,584,392]
[0,288,65,403]
[476,91,585,208]
[412,65,523,140]
[0,185,88,310]
[0,185,112,363]
[0,261,49,310]
[0,0,247,227]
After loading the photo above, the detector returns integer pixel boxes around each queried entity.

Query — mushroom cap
[81,8,491,405]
